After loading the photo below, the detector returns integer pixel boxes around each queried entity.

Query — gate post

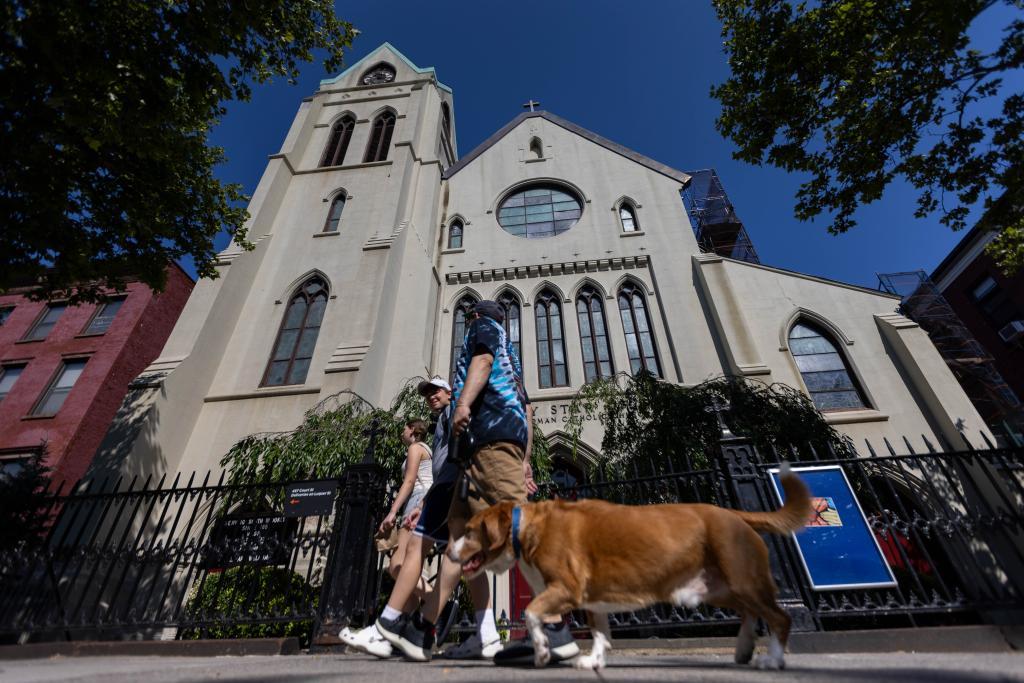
[315,421,390,643]
[708,400,818,632]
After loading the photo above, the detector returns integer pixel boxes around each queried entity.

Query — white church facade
[94,43,992,483]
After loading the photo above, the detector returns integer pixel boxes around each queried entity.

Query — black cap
[473,300,505,323]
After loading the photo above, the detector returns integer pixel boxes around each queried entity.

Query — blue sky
[203,0,1019,289]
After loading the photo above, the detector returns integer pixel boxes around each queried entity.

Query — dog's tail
[731,463,811,535]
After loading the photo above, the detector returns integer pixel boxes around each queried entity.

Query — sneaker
[340,625,393,658]
[493,622,580,666]
[374,613,407,648]
[442,633,503,660]
[380,612,434,662]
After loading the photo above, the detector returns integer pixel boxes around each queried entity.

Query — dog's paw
[574,654,605,671]
[533,642,551,668]
[753,653,785,670]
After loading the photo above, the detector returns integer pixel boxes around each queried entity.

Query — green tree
[565,373,855,480]
[712,0,1024,272]
[0,1,356,302]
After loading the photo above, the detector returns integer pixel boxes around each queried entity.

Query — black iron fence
[0,464,388,644]
[3,434,1022,645]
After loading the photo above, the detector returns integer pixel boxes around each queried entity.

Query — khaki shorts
[447,441,527,538]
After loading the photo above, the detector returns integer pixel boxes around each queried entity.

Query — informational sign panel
[204,513,296,568]
[285,480,337,517]
[769,465,897,591]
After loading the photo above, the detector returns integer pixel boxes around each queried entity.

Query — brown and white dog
[447,463,811,670]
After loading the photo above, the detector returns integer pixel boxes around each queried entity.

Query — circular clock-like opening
[497,183,582,239]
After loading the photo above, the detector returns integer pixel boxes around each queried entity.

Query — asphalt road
[2,650,1022,683]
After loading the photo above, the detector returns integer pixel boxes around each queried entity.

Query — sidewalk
[2,650,1022,683]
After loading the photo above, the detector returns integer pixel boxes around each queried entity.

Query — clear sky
[202,0,1019,290]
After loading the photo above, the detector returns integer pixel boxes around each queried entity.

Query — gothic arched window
[320,115,354,167]
[450,294,477,379]
[535,289,568,388]
[364,110,396,163]
[577,286,613,382]
[789,321,868,411]
[448,220,463,249]
[263,277,329,387]
[497,291,522,362]
[323,195,345,232]
[618,282,661,377]
[619,204,639,232]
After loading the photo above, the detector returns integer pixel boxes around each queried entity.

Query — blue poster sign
[769,466,896,591]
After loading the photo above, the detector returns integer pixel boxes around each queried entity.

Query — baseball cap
[473,300,505,323]
[417,375,452,395]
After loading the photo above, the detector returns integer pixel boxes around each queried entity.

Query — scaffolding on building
[878,270,1024,446]
[682,169,760,264]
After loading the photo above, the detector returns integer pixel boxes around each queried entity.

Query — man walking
[377,300,578,665]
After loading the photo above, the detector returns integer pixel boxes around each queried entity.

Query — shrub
[182,566,319,646]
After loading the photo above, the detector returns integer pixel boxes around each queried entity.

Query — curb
[0,637,300,660]
[608,625,1022,654]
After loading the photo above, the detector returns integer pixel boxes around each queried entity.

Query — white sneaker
[442,633,503,660]
[340,625,393,658]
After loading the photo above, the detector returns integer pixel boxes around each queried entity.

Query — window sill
[527,387,576,402]
[620,231,645,238]
[21,414,56,421]
[313,231,340,238]
[75,332,107,338]
[823,409,889,425]
[204,386,322,403]
[524,157,547,164]
[442,248,465,255]
[14,338,45,344]
[295,159,393,174]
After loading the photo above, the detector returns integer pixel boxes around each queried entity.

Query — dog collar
[511,506,522,559]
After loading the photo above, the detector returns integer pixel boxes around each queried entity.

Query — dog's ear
[483,502,513,553]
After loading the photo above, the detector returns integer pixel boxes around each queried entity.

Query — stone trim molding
[779,307,856,351]
[444,255,649,286]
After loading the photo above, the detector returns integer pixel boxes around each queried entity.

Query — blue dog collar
[511,506,522,559]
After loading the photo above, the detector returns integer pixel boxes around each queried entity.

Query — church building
[94,43,992,483]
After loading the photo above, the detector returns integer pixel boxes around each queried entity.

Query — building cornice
[443,255,649,286]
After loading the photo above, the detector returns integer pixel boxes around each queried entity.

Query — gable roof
[319,42,452,93]
[442,111,691,185]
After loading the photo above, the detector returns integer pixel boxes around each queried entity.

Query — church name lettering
[533,402,598,426]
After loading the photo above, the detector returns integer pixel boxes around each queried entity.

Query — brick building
[0,266,193,484]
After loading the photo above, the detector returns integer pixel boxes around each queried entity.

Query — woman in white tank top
[378,419,432,582]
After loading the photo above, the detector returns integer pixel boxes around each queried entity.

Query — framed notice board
[769,465,897,591]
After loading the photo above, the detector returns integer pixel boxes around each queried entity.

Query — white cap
[417,375,452,395]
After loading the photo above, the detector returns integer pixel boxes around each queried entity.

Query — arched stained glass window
[789,322,868,411]
[323,195,345,232]
[535,289,569,388]
[450,294,477,380]
[618,282,661,377]
[320,115,354,167]
[448,220,463,249]
[364,110,396,163]
[497,291,521,362]
[577,286,613,382]
[263,277,329,387]
[619,204,639,232]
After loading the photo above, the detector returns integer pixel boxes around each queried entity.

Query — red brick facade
[938,252,1024,403]
[0,266,193,485]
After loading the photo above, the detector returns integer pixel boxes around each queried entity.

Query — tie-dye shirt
[452,316,529,448]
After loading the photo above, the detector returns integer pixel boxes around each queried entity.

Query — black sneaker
[493,622,580,666]
[374,613,407,648]
[393,612,435,662]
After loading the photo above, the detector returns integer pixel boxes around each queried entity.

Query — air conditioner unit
[998,320,1024,343]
